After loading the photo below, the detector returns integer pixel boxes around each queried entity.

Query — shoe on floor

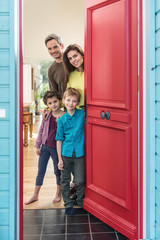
[65,207,74,215]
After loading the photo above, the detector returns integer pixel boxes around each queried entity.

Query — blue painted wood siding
[155,0,160,238]
[0,0,16,239]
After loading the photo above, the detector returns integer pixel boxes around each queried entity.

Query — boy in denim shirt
[56,88,84,215]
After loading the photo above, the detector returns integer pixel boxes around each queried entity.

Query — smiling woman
[63,44,84,107]
[67,50,84,71]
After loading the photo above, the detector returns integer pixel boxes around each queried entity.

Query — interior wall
[23,0,84,105]
[23,0,84,68]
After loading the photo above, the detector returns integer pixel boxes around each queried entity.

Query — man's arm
[48,77,58,91]
[48,66,58,91]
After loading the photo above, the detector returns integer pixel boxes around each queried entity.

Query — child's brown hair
[63,88,81,103]
[43,91,61,106]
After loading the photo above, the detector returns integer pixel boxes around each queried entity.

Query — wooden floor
[23,115,64,209]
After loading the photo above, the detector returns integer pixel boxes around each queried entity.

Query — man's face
[46,39,63,60]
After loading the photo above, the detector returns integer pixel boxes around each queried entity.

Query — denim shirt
[56,109,84,157]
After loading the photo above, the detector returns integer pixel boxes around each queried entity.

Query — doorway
[19,0,143,239]
[22,0,85,209]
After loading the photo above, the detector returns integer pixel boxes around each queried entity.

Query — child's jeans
[61,152,84,208]
[36,145,61,186]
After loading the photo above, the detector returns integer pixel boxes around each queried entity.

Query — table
[23,102,35,147]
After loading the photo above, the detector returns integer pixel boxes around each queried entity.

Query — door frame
[139,0,143,238]
[17,0,143,239]
[18,0,23,239]
[142,0,156,238]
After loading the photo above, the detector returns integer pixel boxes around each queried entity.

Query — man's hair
[43,90,61,105]
[63,88,81,103]
[45,33,63,46]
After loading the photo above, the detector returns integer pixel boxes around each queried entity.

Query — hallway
[23,115,128,239]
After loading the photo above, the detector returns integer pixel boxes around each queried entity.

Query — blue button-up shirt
[56,109,84,157]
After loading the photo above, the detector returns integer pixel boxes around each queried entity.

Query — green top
[67,70,84,107]
[56,109,84,157]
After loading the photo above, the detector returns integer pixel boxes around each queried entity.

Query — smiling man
[45,34,66,97]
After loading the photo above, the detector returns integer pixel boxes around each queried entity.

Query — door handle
[101,111,106,119]
[101,111,110,120]
[105,111,110,120]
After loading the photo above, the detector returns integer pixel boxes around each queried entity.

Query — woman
[63,44,84,107]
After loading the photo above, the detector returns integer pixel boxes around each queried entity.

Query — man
[44,34,76,200]
[45,34,66,97]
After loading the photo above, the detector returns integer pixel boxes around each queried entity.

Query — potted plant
[35,91,40,115]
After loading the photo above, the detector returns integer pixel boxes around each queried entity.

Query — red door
[83,0,142,239]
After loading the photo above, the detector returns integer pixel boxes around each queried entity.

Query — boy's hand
[36,148,41,156]
[58,160,64,170]
[42,107,51,120]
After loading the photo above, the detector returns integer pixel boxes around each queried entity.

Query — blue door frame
[0,0,17,239]
[143,0,160,238]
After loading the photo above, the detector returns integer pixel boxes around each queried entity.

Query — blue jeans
[36,145,61,186]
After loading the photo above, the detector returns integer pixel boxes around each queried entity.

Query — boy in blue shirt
[56,88,84,215]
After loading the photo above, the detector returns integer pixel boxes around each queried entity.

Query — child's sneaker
[65,207,74,215]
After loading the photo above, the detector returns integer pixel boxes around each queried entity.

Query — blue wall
[144,0,160,238]
[155,0,160,238]
[0,0,16,239]
[144,0,156,238]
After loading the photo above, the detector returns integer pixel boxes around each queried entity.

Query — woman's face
[67,50,83,71]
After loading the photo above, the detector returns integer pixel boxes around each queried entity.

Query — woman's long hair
[63,44,84,84]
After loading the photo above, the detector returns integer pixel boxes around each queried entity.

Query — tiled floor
[23,208,128,240]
